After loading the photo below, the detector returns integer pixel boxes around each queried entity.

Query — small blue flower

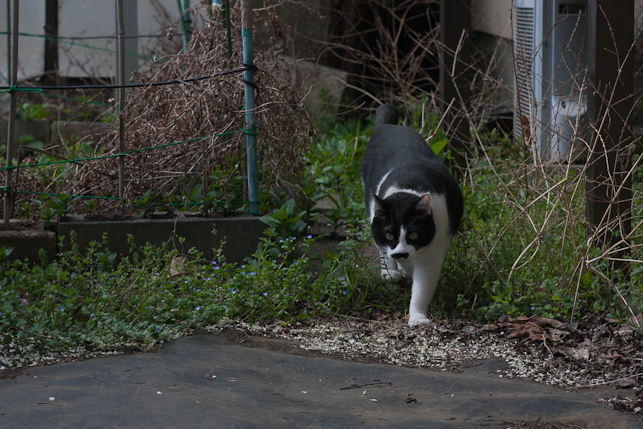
[59,307,65,312]
[231,289,237,294]
[156,327,162,333]
[195,305,201,311]
[90,313,95,318]
[262,292,268,297]
[342,290,348,296]
[249,272,256,276]
[307,234,313,239]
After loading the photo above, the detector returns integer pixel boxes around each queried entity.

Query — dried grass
[5,3,314,213]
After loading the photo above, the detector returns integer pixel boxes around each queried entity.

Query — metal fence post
[177,0,193,50]
[116,0,126,202]
[241,0,259,215]
[3,0,19,229]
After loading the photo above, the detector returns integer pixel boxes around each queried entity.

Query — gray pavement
[0,335,640,428]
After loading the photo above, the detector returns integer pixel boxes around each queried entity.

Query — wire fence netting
[1,3,314,217]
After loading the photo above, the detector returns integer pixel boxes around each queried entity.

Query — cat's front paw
[381,268,404,283]
[408,316,431,326]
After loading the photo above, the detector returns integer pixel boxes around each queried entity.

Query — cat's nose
[391,252,409,260]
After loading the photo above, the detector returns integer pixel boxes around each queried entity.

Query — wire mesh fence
[0,1,313,223]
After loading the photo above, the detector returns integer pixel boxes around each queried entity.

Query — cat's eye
[385,233,394,241]
[408,232,418,240]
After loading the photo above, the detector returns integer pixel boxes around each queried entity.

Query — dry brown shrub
[7,3,314,216]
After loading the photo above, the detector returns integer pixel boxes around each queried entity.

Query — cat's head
[370,192,435,260]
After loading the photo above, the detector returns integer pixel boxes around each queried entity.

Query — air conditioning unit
[513,0,589,162]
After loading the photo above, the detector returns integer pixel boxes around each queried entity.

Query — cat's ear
[372,192,386,215]
[416,194,432,215]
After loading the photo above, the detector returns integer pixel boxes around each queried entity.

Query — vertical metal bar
[241,0,259,215]
[586,0,633,266]
[3,0,19,230]
[5,0,9,85]
[44,0,58,85]
[116,0,126,202]
[122,0,138,84]
[177,0,192,51]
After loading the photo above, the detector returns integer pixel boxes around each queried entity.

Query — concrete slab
[0,335,639,428]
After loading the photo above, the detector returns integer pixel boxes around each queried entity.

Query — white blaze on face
[387,227,416,260]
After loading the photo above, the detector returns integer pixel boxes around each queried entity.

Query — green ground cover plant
[2,105,642,368]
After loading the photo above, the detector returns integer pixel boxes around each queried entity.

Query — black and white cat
[361,104,463,325]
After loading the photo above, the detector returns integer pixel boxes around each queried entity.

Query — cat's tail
[374,104,399,128]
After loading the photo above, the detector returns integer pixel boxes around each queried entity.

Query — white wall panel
[0,0,46,84]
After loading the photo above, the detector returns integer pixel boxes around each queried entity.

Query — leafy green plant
[17,102,54,120]
[17,134,45,158]
[0,246,13,268]
[47,193,79,220]
[134,190,164,218]
[259,199,307,241]
[0,220,404,367]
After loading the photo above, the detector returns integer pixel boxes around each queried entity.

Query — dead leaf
[547,328,569,342]
[170,256,188,277]
[563,346,590,362]
[507,322,544,341]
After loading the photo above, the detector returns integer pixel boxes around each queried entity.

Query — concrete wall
[472,0,513,39]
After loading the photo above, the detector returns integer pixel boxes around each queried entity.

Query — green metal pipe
[241,0,259,215]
